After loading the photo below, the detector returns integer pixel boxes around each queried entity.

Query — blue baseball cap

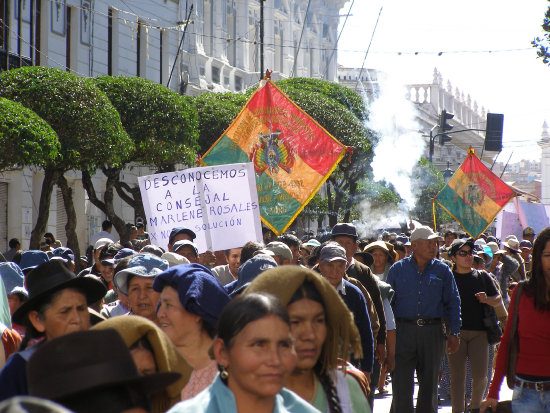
[519,240,532,249]
[168,227,196,244]
[102,248,136,266]
[114,254,169,295]
[225,256,278,296]
[19,250,50,273]
[52,247,75,263]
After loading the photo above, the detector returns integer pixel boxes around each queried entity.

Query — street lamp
[442,161,454,183]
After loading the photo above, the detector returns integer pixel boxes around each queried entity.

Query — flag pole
[432,198,437,231]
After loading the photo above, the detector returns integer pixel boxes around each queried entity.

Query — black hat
[168,226,197,244]
[330,223,358,241]
[448,238,475,257]
[12,260,107,325]
[27,329,180,401]
[354,250,374,267]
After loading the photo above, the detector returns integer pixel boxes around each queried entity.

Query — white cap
[94,238,112,251]
[410,226,443,242]
[161,252,190,267]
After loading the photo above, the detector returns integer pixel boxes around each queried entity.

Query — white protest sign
[138,163,263,253]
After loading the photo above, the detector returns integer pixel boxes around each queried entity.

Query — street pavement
[370,374,513,412]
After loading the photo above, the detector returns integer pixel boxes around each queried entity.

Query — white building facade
[0,0,345,250]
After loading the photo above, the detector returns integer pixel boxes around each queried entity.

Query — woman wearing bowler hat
[27,329,181,413]
[0,260,106,401]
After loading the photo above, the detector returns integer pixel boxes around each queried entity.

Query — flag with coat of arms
[434,148,517,238]
[200,77,348,234]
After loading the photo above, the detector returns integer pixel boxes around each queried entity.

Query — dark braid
[317,370,342,413]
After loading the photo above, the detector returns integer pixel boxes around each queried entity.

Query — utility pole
[260,0,265,79]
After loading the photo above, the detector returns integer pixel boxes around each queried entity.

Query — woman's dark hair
[288,280,324,308]
[217,293,289,349]
[240,241,264,264]
[393,241,405,254]
[130,335,155,354]
[527,227,550,310]
[287,281,341,413]
[20,287,87,350]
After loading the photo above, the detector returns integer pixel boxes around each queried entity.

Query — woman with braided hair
[244,266,371,413]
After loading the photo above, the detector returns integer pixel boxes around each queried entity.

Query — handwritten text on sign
[138,163,263,253]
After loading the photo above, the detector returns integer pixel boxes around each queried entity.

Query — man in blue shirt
[318,242,374,376]
[386,225,461,413]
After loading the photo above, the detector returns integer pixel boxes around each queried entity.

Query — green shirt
[311,371,370,413]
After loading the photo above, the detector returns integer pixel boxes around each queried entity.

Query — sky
[337,0,550,164]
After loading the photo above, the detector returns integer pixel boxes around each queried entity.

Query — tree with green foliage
[533,4,550,65]
[192,92,249,154]
[0,98,60,171]
[88,76,199,238]
[410,158,451,225]
[0,67,131,263]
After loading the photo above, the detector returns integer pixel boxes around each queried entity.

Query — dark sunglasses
[457,250,473,257]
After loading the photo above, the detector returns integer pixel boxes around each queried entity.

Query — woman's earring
[220,366,229,380]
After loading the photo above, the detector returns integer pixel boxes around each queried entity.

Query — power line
[291,0,312,77]
[354,6,383,91]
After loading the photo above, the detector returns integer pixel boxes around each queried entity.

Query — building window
[212,66,220,83]
[159,29,163,84]
[224,76,229,86]
[137,20,141,76]
[199,65,205,76]
[137,19,146,77]
[1,0,8,51]
[66,5,71,71]
[108,8,112,75]
[35,0,41,65]
[235,75,242,91]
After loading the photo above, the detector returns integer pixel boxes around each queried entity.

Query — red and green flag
[201,78,347,235]
[434,148,517,238]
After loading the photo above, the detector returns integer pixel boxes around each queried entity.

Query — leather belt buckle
[416,318,426,326]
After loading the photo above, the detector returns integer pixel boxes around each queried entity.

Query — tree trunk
[30,167,60,249]
[81,169,129,245]
[57,174,82,272]
[343,181,358,223]
[104,168,131,244]
[330,182,343,228]
[326,180,336,227]
[114,180,145,223]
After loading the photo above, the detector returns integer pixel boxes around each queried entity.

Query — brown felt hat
[12,260,106,325]
[27,329,181,401]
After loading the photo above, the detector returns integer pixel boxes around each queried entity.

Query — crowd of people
[0,220,548,413]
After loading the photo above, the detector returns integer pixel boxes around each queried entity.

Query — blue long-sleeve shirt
[338,279,374,373]
[386,256,461,335]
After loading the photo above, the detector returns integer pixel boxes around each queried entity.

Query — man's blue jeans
[512,379,550,412]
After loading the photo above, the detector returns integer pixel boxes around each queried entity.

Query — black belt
[396,317,442,326]
[515,379,550,391]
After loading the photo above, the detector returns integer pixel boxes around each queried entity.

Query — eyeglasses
[456,250,473,257]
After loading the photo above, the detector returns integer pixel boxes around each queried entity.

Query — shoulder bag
[506,281,525,389]
[478,270,503,345]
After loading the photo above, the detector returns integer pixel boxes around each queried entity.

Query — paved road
[370,375,513,412]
